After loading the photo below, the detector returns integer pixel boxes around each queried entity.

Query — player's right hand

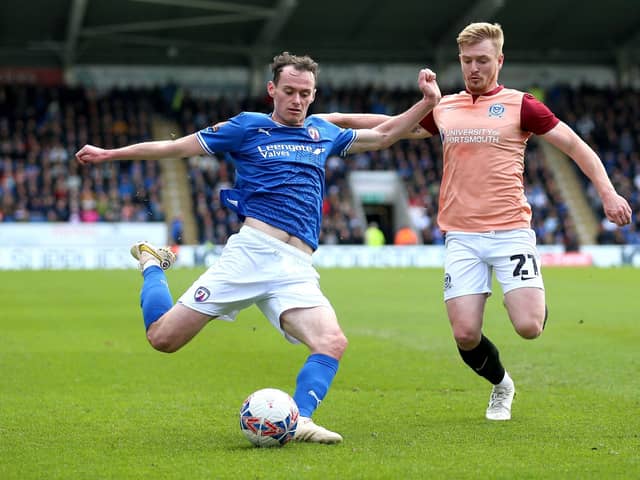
[75,145,110,165]
[418,68,441,106]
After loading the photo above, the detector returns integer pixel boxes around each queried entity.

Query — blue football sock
[293,353,339,417]
[140,266,173,330]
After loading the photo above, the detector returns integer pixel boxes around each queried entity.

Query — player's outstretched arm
[347,69,440,153]
[319,113,432,140]
[542,121,632,227]
[75,133,204,165]
[318,112,389,129]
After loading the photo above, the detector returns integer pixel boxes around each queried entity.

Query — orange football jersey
[434,88,534,232]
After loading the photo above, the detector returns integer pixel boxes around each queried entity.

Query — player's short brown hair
[271,51,318,84]
[457,22,504,55]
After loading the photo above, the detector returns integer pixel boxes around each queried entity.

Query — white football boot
[486,374,515,421]
[294,417,343,444]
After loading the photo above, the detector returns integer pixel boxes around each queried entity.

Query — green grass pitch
[1,267,638,479]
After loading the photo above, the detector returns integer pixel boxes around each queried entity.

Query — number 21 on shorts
[510,253,539,281]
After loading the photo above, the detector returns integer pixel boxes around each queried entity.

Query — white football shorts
[178,225,332,343]
[443,228,544,301]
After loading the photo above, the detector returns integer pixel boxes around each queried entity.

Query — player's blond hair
[271,51,318,84]
[457,22,504,55]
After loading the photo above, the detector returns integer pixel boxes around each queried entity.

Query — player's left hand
[602,192,633,227]
[75,144,111,165]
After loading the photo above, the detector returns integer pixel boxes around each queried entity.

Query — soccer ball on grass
[239,388,299,447]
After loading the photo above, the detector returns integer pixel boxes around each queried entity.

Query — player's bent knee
[331,331,349,357]
[146,327,181,353]
[452,328,481,349]
[515,319,544,339]
[320,330,348,359]
[337,332,348,354]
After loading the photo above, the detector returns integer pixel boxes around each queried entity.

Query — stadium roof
[1,0,639,70]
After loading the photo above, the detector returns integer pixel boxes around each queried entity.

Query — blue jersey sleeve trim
[340,130,358,157]
[196,131,215,155]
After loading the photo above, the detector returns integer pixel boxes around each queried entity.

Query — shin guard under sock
[140,265,173,330]
[293,353,339,417]
[458,335,505,385]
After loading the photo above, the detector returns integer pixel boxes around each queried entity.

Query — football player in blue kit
[75,52,441,444]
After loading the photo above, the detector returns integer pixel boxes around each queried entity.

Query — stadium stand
[176,84,579,247]
[1,81,636,248]
[547,85,640,244]
[0,84,164,224]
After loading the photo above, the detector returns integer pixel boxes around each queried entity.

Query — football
[239,388,299,447]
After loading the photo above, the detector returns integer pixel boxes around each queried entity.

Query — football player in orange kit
[321,22,632,420]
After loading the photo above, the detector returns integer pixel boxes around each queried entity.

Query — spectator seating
[0,84,164,223]
[178,84,574,246]
[3,82,635,248]
[547,85,639,244]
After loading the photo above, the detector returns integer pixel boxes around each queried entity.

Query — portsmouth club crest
[488,103,505,118]
[307,126,320,141]
[444,273,452,290]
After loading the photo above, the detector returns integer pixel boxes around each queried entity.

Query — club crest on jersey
[194,286,210,302]
[488,103,505,118]
[307,126,320,141]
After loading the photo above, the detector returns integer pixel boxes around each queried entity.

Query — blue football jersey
[196,112,356,250]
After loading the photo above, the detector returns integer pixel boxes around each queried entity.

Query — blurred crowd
[546,85,640,244]
[178,85,582,247]
[0,85,164,223]
[1,82,637,247]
